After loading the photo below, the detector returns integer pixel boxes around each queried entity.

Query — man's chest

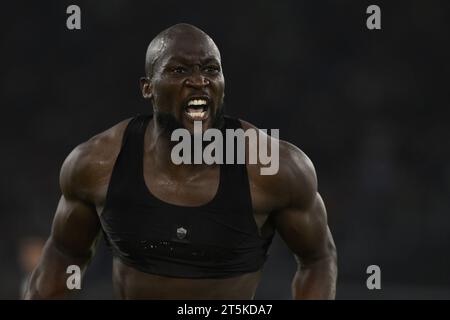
[93,161,280,234]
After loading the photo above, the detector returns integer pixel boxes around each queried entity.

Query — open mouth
[184,98,209,121]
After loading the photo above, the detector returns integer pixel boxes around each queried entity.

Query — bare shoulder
[277,139,318,208]
[60,118,133,202]
[238,118,317,209]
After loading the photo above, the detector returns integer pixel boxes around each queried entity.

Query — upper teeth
[188,99,207,106]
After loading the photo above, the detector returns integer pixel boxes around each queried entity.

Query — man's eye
[203,66,220,73]
[172,67,187,74]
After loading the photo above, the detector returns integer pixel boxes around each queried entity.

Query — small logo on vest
[176,227,188,239]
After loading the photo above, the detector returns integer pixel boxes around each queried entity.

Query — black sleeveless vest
[100,114,274,278]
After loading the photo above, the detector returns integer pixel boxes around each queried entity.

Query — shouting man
[25,23,337,299]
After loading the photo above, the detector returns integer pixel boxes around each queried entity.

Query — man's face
[143,34,225,133]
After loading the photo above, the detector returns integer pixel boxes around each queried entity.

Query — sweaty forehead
[145,25,221,76]
[163,33,221,63]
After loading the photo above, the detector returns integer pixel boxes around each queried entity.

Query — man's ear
[140,77,153,99]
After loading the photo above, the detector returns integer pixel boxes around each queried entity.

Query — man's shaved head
[140,23,225,134]
[145,23,221,78]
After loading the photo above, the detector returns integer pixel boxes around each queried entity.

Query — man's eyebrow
[165,56,220,65]
[201,57,220,64]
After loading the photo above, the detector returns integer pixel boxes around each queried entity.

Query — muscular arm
[24,146,102,299]
[273,143,337,300]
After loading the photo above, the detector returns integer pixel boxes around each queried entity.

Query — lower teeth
[186,107,207,119]
[187,111,205,118]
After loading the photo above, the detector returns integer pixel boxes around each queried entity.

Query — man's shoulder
[59,117,133,200]
[237,118,315,178]
[237,118,317,207]
[277,140,317,196]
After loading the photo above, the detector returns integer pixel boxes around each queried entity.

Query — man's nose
[185,70,210,88]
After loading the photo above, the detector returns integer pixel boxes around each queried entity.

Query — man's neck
[145,118,215,179]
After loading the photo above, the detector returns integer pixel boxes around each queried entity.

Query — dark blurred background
[1,0,449,299]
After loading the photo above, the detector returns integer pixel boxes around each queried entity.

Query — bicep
[50,142,103,260]
[273,193,335,265]
[50,194,101,260]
